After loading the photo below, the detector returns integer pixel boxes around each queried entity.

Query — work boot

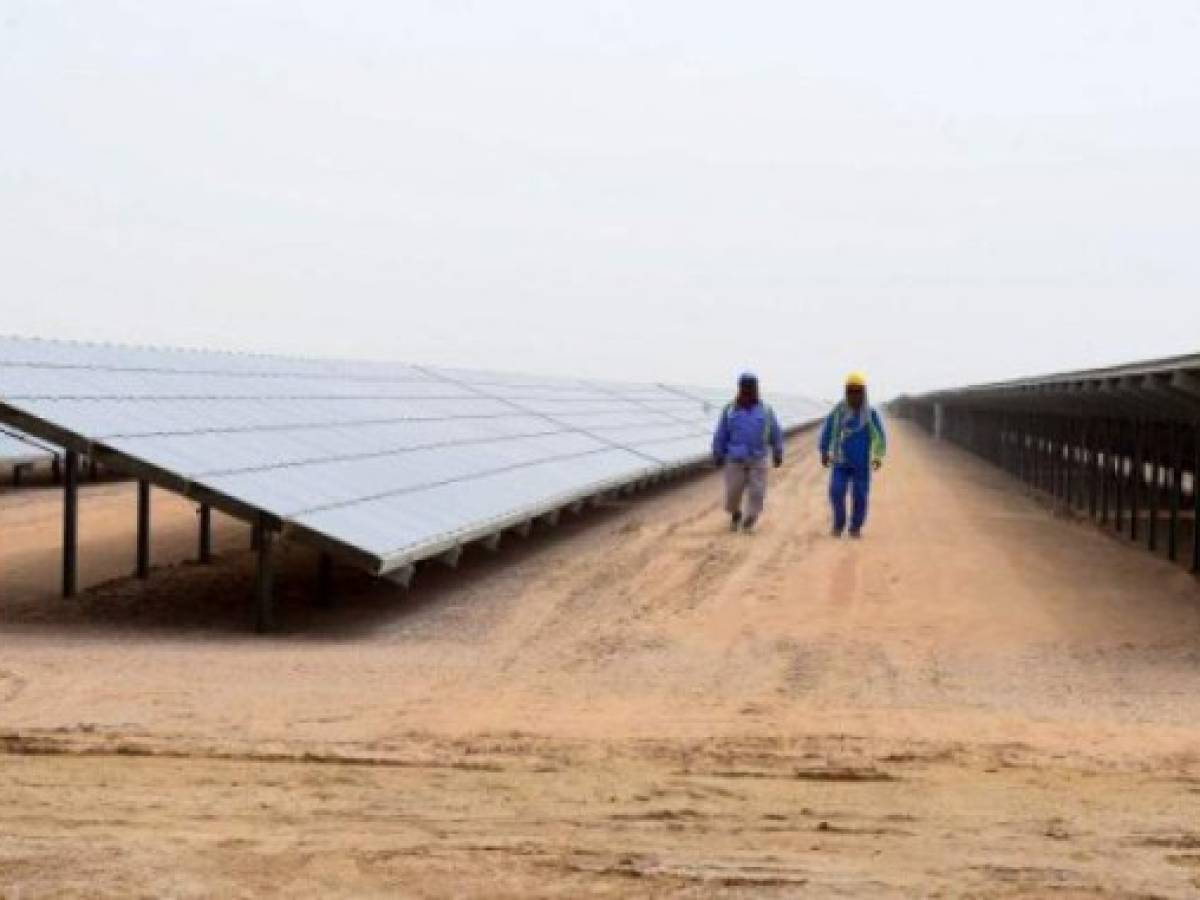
[742,515,758,533]
[848,528,862,539]
[831,526,844,538]
[730,511,742,532]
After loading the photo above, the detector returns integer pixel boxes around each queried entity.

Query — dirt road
[3,423,1200,897]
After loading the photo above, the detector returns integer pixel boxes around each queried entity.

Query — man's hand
[871,459,883,472]
[821,453,831,469]
[773,454,783,469]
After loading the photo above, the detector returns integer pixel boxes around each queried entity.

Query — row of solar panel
[0,337,827,573]
[11,398,698,435]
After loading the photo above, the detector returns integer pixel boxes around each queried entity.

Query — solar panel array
[0,337,826,574]
[0,424,57,466]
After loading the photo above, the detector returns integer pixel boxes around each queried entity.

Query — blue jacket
[820,403,887,471]
[712,401,784,463]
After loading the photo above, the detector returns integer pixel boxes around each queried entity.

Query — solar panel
[0,337,826,575]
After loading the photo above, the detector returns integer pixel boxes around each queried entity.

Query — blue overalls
[819,403,887,533]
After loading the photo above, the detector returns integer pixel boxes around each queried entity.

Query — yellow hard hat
[845,371,868,388]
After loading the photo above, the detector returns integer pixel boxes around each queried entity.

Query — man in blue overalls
[712,372,784,533]
[820,372,887,538]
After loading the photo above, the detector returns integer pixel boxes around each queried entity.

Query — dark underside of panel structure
[892,355,1200,576]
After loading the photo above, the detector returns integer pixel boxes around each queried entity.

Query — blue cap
[738,371,759,386]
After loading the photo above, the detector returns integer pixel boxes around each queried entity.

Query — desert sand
[2,422,1200,898]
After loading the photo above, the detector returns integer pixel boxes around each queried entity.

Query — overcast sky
[2,1,1197,400]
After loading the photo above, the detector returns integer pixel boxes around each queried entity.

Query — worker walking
[820,372,887,538]
[712,372,784,532]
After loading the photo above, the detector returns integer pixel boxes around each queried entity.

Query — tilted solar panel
[0,337,824,575]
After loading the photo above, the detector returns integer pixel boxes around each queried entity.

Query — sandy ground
[2,423,1200,898]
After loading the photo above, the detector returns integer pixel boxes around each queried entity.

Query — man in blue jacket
[712,372,784,532]
[820,371,887,538]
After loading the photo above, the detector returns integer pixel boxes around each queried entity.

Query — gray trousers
[724,459,768,518]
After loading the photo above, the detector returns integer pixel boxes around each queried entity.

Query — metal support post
[1149,423,1161,553]
[255,514,275,633]
[1018,420,1027,484]
[198,504,213,564]
[1032,415,1040,488]
[1049,418,1058,497]
[1114,422,1125,534]
[1193,423,1200,575]
[1169,423,1182,562]
[1047,420,1057,500]
[62,448,79,598]
[1131,421,1142,542]
[1087,420,1098,518]
[1064,419,1074,509]
[1100,419,1110,524]
[136,479,151,579]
